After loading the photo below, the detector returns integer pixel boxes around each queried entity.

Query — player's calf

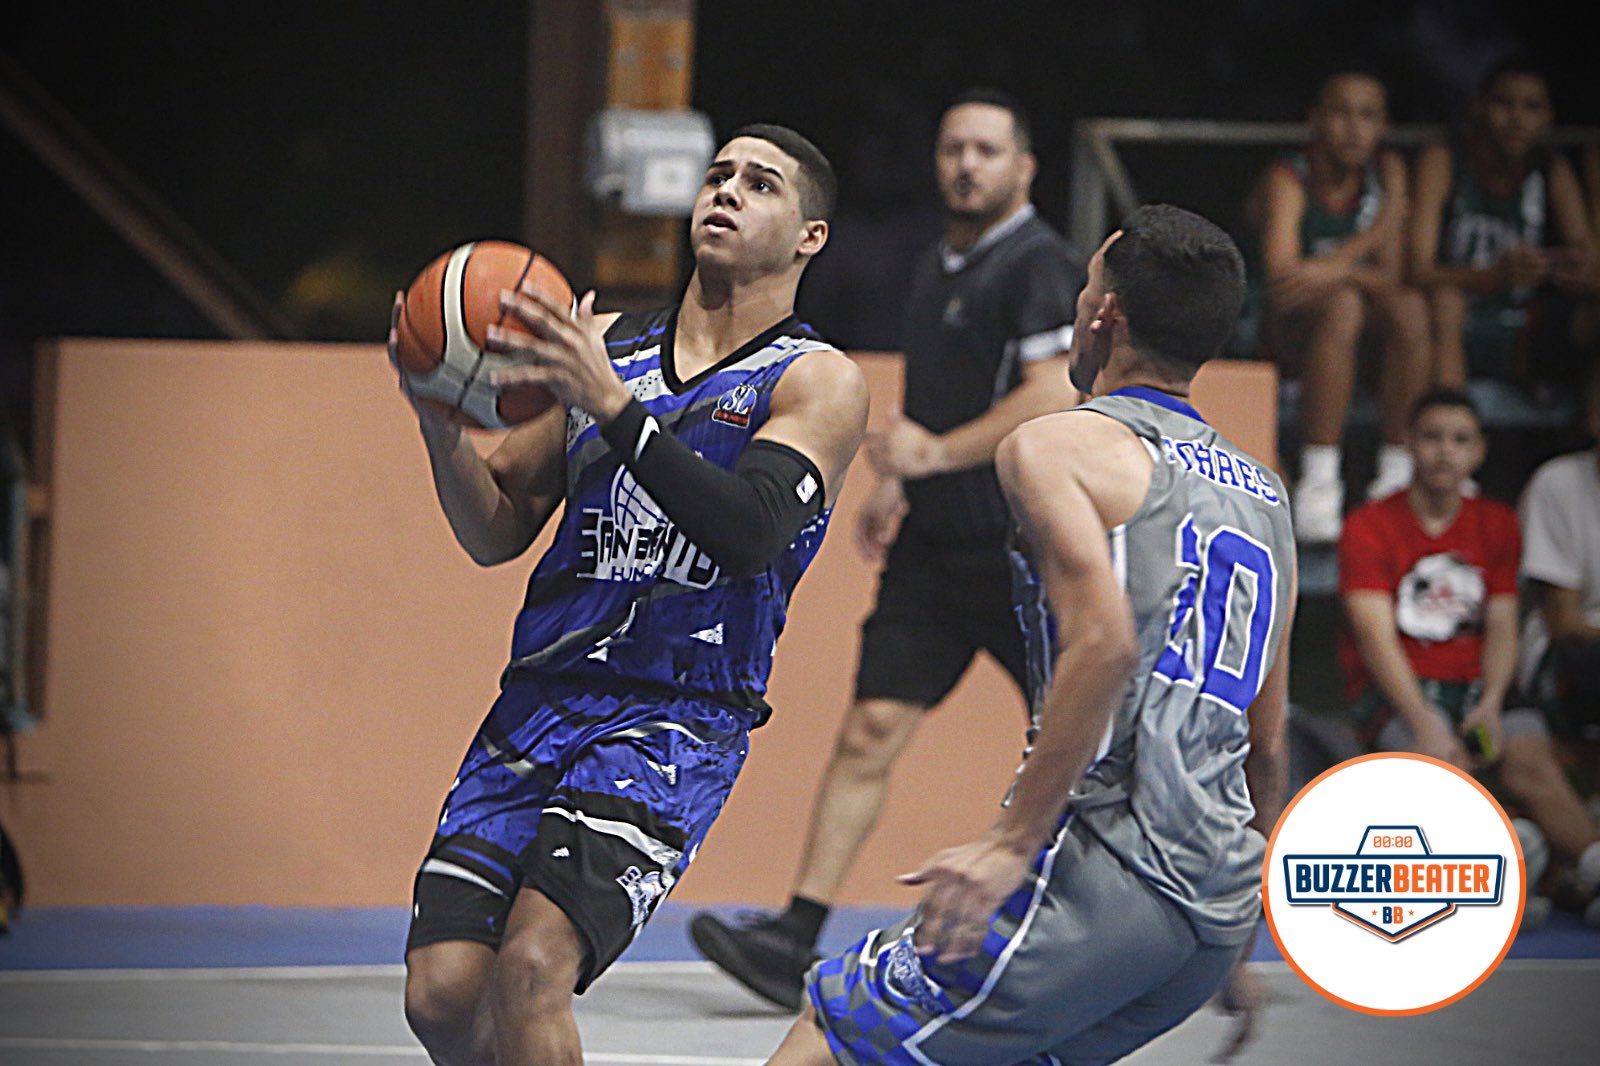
[487,890,589,1063]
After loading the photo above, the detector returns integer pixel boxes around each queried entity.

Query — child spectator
[1340,388,1600,923]
[1407,60,1598,394]
[1247,71,1430,543]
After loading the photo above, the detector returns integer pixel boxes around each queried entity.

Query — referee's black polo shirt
[900,204,1085,549]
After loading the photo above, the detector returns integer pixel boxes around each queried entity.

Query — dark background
[1,0,1594,439]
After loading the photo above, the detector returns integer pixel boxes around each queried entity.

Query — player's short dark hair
[945,87,1033,152]
[1410,387,1483,428]
[728,123,837,222]
[1102,204,1246,373]
[1477,56,1550,98]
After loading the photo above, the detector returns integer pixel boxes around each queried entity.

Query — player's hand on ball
[489,288,630,422]
[899,835,1033,965]
[387,291,457,425]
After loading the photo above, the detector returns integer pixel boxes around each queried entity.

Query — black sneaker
[689,909,817,1011]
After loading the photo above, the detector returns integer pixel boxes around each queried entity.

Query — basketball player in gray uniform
[766,204,1297,1066]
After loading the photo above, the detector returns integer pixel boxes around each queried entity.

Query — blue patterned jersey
[503,307,837,724]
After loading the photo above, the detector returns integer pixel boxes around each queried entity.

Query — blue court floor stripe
[0,902,1594,970]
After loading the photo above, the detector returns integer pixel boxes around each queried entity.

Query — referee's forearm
[933,372,1076,473]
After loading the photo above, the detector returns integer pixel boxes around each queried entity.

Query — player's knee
[404,966,480,1053]
[1428,285,1469,322]
[834,701,919,768]
[1317,285,1366,341]
[1499,740,1563,800]
[1380,289,1430,335]
[491,929,581,1011]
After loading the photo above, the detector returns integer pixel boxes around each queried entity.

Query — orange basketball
[393,240,574,429]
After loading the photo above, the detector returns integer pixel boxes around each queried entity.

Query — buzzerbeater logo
[1283,825,1504,942]
[1264,754,1526,1016]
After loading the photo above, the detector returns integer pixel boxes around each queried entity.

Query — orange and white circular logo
[1263,752,1526,1015]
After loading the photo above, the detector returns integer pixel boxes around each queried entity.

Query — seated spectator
[1408,59,1598,395]
[1518,363,1600,797]
[1246,70,1430,544]
[1339,388,1600,922]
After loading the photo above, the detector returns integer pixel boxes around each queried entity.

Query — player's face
[1311,75,1387,170]
[1408,406,1485,495]
[1477,74,1552,160]
[934,104,1034,221]
[691,138,822,273]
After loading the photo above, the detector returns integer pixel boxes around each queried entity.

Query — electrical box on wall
[585,108,715,217]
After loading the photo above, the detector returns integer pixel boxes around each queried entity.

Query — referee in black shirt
[691,89,1085,1009]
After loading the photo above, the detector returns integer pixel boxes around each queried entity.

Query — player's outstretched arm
[387,292,568,566]
[899,411,1147,964]
[1244,566,1296,841]
[1212,572,1296,1063]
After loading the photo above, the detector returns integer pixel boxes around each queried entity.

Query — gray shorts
[804,818,1241,1066]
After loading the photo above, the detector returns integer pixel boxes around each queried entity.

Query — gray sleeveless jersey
[1011,388,1295,945]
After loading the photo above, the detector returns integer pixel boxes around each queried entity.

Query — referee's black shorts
[853,531,1027,708]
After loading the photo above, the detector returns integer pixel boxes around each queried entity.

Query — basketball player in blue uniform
[393,124,868,1066]
[766,205,1297,1065]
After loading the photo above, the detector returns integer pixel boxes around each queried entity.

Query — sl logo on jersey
[616,865,666,928]
[1283,824,1504,942]
[711,383,758,428]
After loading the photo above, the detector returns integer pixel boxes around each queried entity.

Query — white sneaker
[1513,818,1549,887]
[1293,478,1345,544]
[1366,450,1413,501]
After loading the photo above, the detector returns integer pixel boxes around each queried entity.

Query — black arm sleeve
[599,399,825,578]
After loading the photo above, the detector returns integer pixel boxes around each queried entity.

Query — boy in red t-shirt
[1339,388,1600,921]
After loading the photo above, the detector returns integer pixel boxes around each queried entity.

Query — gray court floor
[1,959,1596,1065]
